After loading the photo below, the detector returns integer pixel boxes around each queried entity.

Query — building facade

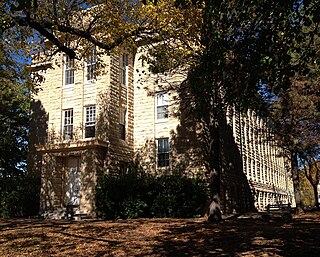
[30,48,295,217]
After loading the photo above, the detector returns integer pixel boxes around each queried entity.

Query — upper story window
[156,92,168,120]
[85,49,96,82]
[65,56,75,85]
[157,138,169,168]
[120,54,128,86]
[63,109,73,140]
[119,107,126,140]
[85,105,96,138]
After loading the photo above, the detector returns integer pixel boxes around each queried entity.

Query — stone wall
[31,48,135,215]
[31,46,295,216]
[133,47,295,212]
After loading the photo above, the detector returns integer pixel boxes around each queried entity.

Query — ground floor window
[157,138,169,168]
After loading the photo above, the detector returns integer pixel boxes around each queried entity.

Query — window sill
[155,118,168,124]
[84,80,96,85]
[156,166,170,170]
[63,84,74,89]
[83,137,96,140]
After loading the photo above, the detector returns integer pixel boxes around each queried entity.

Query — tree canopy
[0,40,31,176]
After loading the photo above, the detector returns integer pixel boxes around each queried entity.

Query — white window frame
[156,92,169,121]
[157,138,170,168]
[85,48,97,83]
[64,56,75,86]
[120,54,128,86]
[63,109,73,140]
[84,105,96,138]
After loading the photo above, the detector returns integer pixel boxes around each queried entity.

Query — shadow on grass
[147,215,320,257]
[0,213,320,256]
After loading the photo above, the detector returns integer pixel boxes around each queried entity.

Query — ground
[0,212,319,257]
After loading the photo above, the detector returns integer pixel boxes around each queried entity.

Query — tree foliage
[1,0,201,62]
[0,34,32,176]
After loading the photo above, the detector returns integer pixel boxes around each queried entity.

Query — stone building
[30,48,295,217]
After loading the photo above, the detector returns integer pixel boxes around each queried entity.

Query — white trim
[84,49,97,84]
[155,92,169,122]
[156,137,170,168]
[84,105,96,139]
[62,108,73,141]
[64,56,75,87]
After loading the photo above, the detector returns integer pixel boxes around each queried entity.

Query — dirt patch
[0,212,319,256]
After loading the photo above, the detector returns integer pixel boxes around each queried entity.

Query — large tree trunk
[207,123,222,223]
[208,169,222,223]
[312,184,320,209]
[291,151,304,214]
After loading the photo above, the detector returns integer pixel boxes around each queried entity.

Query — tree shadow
[1,215,320,256]
[147,216,320,257]
[168,81,255,214]
[28,99,48,175]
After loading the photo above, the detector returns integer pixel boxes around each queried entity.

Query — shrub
[0,175,40,217]
[150,176,208,218]
[96,172,208,219]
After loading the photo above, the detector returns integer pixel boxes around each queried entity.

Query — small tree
[300,155,320,209]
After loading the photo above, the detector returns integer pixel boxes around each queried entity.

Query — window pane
[157,106,168,119]
[65,56,74,85]
[86,49,96,81]
[120,54,128,85]
[85,106,96,138]
[85,126,95,138]
[157,138,169,167]
[63,109,73,140]
[119,124,125,140]
[156,93,168,120]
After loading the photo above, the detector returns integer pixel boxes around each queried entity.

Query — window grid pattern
[85,106,96,138]
[156,92,168,120]
[65,56,75,85]
[86,49,96,81]
[63,109,73,140]
[157,138,169,168]
[120,54,128,85]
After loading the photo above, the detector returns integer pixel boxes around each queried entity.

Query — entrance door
[66,158,81,206]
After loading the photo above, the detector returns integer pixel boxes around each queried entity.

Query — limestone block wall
[133,47,295,212]
[40,153,64,210]
[31,48,135,214]
[106,52,135,173]
[231,109,295,210]
[133,49,190,175]
[31,46,295,215]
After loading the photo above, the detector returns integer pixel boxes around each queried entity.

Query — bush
[96,172,208,219]
[0,175,40,217]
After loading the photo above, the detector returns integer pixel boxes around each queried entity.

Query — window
[63,109,73,140]
[86,49,96,82]
[156,92,168,120]
[120,54,128,86]
[65,56,75,85]
[119,107,126,140]
[157,138,169,168]
[85,105,96,138]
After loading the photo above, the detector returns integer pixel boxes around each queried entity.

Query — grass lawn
[0,211,319,256]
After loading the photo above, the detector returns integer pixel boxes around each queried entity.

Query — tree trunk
[291,151,304,214]
[207,123,222,223]
[208,169,222,223]
[312,184,320,209]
